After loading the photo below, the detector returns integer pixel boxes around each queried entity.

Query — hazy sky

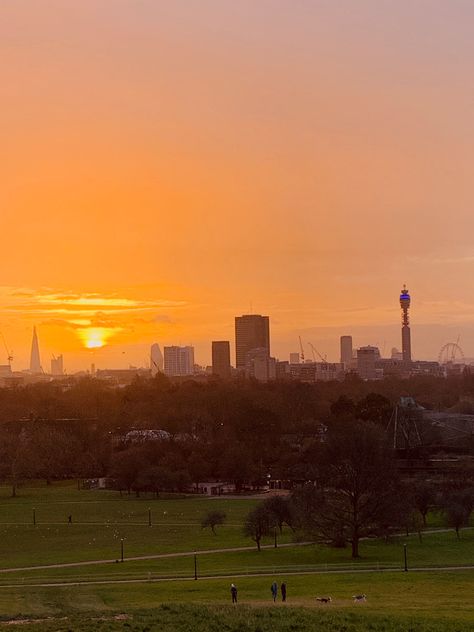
[2,1,474,371]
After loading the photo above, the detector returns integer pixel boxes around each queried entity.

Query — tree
[243,504,272,551]
[109,447,145,495]
[291,422,400,558]
[442,489,474,539]
[261,495,294,533]
[412,479,437,526]
[355,393,392,426]
[201,510,226,535]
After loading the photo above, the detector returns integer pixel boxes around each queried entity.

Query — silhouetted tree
[201,510,226,535]
[243,504,272,551]
[291,423,399,558]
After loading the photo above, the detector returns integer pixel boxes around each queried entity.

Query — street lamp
[33,508,36,526]
[121,538,124,563]
[148,507,152,527]
[403,543,408,572]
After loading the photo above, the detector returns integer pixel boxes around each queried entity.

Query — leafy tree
[201,510,226,535]
[330,395,355,418]
[109,447,146,495]
[355,393,392,425]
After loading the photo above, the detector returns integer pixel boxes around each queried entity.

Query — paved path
[0,564,473,589]
[0,541,313,574]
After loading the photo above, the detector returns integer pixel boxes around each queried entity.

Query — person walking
[281,582,287,602]
[271,581,278,602]
[230,583,238,604]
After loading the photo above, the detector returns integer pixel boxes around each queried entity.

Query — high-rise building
[340,335,353,368]
[235,314,270,369]
[150,343,164,376]
[51,355,64,376]
[212,341,231,378]
[289,352,300,364]
[164,346,194,377]
[30,326,42,374]
[357,346,381,380]
[400,285,412,362]
[245,347,276,382]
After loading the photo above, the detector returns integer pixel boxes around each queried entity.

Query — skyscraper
[163,346,194,376]
[150,343,164,376]
[30,326,42,373]
[51,354,64,376]
[212,341,231,378]
[340,335,353,368]
[235,314,270,369]
[400,285,412,362]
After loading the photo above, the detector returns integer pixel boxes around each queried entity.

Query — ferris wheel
[438,342,465,365]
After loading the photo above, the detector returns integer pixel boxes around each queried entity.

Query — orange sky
[2,1,474,371]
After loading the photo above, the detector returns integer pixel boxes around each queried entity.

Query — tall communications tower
[399,285,412,363]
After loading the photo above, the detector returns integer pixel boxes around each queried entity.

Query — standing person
[271,581,278,602]
[281,582,287,602]
[230,583,238,604]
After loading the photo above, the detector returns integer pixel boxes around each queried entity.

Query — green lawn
[0,482,473,630]
[0,572,473,630]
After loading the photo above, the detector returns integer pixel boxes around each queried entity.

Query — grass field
[0,482,472,629]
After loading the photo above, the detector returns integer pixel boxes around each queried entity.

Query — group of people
[230,581,287,604]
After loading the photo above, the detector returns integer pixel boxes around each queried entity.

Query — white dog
[352,594,366,602]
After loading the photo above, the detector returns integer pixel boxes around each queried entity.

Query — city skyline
[5,290,474,375]
[3,2,474,370]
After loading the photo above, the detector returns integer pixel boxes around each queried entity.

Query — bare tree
[201,510,226,535]
[292,423,400,558]
[243,504,272,551]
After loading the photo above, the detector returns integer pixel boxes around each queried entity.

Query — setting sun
[78,327,115,349]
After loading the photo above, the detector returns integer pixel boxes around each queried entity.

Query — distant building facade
[357,346,382,380]
[164,346,195,377]
[51,355,64,376]
[245,347,276,382]
[289,352,300,364]
[212,341,231,378]
[340,335,353,368]
[235,314,270,369]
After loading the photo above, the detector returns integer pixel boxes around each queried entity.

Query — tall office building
[357,345,381,380]
[150,343,164,376]
[245,347,276,382]
[51,355,64,376]
[340,335,353,368]
[30,326,42,374]
[164,346,194,377]
[235,314,270,369]
[289,352,300,364]
[212,341,231,378]
[400,285,412,362]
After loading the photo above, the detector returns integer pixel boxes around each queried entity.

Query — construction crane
[298,336,305,363]
[308,342,327,363]
[0,332,13,367]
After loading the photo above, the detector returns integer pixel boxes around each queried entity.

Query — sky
[2,1,474,372]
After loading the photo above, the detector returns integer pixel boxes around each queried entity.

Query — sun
[78,327,112,349]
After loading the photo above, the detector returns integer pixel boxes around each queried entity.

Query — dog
[316,597,332,603]
[352,594,366,602]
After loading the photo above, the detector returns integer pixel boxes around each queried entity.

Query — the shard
[30,326,42,373]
